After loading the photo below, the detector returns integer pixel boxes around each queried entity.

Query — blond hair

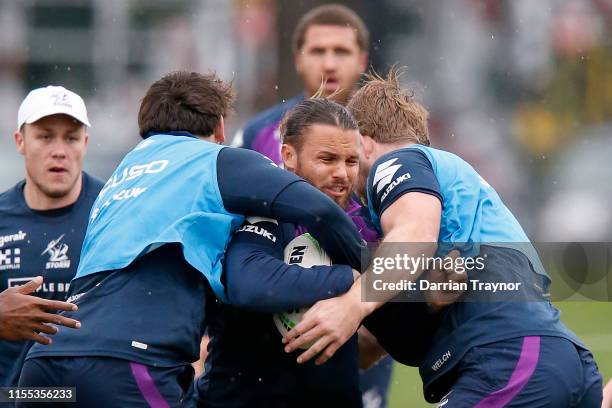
[347,67,430,145]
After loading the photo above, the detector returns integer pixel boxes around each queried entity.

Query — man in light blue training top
[283,69,603,408]
[18,71,364,408]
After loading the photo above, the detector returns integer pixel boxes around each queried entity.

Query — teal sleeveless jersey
[76,134,244,302]
[366,145,584,401]
[368,144,547,277]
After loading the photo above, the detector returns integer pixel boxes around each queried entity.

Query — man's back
[79,133,242,300]
[26,133,238,368]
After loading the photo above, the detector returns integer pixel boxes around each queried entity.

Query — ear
[358,52,368,73]
[83,132,89,155]
[14,130,25,156]
[281,143,298,172]
[361,134,375,160]
[294,52,304,77]
[213,115,225,144]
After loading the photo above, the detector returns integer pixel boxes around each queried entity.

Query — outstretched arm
[0,277,81,345]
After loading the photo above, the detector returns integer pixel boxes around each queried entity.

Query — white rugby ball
[273,233,331,348]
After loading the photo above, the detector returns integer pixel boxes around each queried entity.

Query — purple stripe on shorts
[129,362,170,408]
[474,336,541,408]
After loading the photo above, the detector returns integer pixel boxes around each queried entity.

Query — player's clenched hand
[0,276,80,345]
[423,250,466,311]
[283,284,368,366]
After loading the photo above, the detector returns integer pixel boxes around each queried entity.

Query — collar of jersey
[144,130,199,139]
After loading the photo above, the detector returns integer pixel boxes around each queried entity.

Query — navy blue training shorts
[17,356,193,408]
[436,336,602,408]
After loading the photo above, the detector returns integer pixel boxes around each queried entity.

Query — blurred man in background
[0,86,102,395]
[231,3,368,165]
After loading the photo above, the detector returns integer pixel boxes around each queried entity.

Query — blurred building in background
[0,0,610,240]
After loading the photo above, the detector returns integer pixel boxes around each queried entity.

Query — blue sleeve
[368,148,443,217]
[217,147,301,215]
[224,217,354,313]
[217,147,364,269]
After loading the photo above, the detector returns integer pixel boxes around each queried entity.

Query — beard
[31,173,79,199]
[296,161,352,209]
[333,191,351,209]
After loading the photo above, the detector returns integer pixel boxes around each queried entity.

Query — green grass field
[387,302,612,407]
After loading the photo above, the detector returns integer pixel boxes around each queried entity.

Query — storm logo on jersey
[42,234,71,269]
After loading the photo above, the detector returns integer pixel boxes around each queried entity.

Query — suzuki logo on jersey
[373,158,402,194]
[237,225,277,242]
[42,234,71,269]
[238,217,278,242]
[0,248,20,270]
[0,230,27,248]
[380,172,412,203]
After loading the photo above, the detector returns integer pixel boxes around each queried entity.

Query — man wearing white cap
[0,85,104,391]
